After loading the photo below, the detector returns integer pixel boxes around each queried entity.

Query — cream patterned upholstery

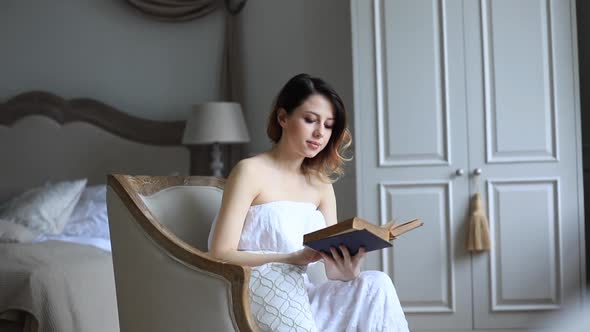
[249,263,317,331]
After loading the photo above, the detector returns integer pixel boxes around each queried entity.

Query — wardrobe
[351,0,585,331]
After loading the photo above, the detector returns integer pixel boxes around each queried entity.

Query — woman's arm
[208,160,319,267]
[318,182,367,281]
[318,182,338,227]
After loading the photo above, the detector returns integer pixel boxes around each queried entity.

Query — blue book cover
[304,229,392,256]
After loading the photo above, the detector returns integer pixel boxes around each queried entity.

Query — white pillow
[249,263,317,332]
[0,179,87,235]
[79,184,107,203]
[63,185,109,239]
[0,219,39,243]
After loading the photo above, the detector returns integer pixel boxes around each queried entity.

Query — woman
[209,73,409,331]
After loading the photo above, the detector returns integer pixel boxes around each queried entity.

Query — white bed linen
[0,241,119,332]
[29,184,112,251]
[62,185,109,239]
[33,234,111,252]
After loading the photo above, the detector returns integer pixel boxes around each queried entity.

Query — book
[303,217,423,256]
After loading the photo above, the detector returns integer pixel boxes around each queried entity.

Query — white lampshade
[182,102,250,144]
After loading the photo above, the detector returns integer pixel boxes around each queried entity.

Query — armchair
[107,174,258,332]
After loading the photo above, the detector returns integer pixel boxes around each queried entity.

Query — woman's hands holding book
[288,247,322,265]
[320,245,367,281]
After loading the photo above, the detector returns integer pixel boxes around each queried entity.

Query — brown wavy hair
[267,73,352,182]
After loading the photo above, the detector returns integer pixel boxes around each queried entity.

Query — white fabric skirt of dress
[305,270,409,332]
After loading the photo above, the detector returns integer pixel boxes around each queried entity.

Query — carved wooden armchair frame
[107,174,259,332]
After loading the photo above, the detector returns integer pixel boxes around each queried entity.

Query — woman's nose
[313,128,323,138]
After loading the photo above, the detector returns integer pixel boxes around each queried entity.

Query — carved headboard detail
[0,91,185,145]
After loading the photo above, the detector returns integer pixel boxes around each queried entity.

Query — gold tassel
[466,192,491,252]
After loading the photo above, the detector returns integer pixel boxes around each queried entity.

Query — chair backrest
[139,184,222,251]
[107,175,255,332]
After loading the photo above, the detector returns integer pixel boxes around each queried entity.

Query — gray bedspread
[0,241,119,332]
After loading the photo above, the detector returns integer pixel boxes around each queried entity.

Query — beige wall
[0,0,225,121]
[235,0,357,219]
[0,0,357,217]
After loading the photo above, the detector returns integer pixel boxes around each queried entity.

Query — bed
[0,91,192,332]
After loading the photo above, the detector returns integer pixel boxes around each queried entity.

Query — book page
[389,219,423,239]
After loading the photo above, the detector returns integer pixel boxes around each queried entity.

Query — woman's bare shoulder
[309,173,335,198]
[229,154,271,181]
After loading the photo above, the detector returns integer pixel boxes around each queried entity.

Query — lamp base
[210,143,224,177]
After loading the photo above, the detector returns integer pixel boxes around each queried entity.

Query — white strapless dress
[211,201,409,332]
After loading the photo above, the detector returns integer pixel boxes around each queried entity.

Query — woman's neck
[268,142,304,175]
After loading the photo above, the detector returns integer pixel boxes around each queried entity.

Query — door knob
[473,168,482,176]
[455,169,465,176]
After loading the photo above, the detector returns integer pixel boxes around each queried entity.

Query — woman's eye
[304,118,315,123]
[325,125,333,130]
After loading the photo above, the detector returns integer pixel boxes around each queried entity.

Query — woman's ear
[277,108,288,128]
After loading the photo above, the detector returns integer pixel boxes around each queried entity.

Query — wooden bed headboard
[0,91,190,202]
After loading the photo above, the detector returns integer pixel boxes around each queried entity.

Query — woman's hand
[320,245,366,281]
[288,247,322,265]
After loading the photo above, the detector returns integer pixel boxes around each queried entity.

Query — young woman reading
[208,73,409,332]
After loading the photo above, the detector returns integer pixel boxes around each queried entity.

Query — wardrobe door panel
[464,0,584,328]
[352,0,472,329]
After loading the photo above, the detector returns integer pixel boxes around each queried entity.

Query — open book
[303,217,423,256]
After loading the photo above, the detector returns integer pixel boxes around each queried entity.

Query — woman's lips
[306,141,321,150]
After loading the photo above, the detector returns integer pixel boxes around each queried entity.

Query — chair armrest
[169,244,258,332]
[108,174,259,332]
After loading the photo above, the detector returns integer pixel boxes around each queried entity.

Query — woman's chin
[304,150,320,159]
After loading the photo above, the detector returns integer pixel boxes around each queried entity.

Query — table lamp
[182,102,250,177]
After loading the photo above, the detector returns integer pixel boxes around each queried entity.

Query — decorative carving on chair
[123,175,225,196]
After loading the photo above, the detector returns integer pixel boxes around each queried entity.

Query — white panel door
[463,0,584,329]
[352,0,472,330]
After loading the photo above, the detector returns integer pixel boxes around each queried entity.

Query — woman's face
[278,94,335,158]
